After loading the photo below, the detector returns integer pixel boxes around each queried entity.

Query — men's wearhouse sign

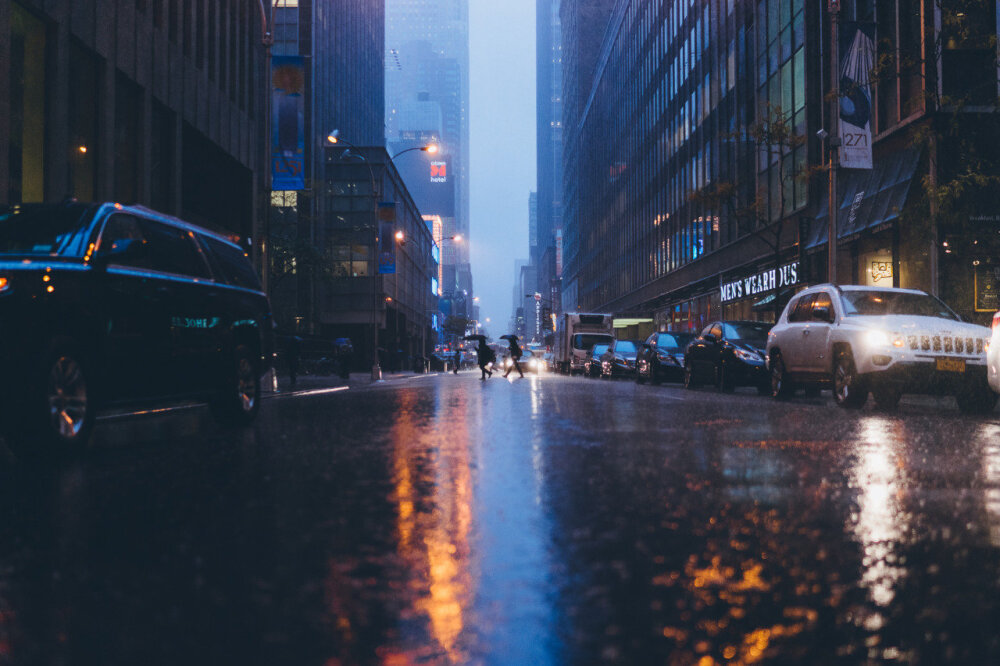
[720,262,800,304]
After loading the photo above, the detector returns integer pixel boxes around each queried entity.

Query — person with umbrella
[500,334,525,379]
[464,334,495,379]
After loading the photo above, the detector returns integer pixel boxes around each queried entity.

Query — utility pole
[827,0,840,284]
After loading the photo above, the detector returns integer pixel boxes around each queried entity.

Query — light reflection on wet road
[2,373,1000,664]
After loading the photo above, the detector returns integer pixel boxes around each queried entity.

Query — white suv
[766,284,996,413]
[989,311,1000,395]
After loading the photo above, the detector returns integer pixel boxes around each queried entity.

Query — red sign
[430,162,447,182]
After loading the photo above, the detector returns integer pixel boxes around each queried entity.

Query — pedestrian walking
[464,335,495,379]
[500,334,524,379]
[453,349,461,374]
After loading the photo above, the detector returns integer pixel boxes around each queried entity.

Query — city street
[2,372,999,664]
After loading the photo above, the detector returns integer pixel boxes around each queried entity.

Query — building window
[69,42,99,202]
[8,3,46,203]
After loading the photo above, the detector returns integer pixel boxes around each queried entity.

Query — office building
[3,0,264,243]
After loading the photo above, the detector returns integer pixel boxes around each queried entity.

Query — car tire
[872,386,902,411]
[770,353,794,399]
[211,344,262,426]
[955,386,999,415]
[833,351,868,409]
[7,337,96,460]
[684,361,697,390]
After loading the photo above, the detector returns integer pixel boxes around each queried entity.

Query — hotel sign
[720,262,800,304]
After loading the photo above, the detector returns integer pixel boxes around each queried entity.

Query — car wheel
[717,362,735,393]
[872,386,902,411]
[833,351,868,409]
[211,344,262,426]
[770,353,794,399]
[955,386,999,415]
[684,361,697,390]
[7,337,96,460]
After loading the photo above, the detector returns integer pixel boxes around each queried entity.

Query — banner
[378,220,396,274]
[839,23,875,169]
[271,56,305,190]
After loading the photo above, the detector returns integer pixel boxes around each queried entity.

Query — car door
[800,290,836,378]
[700,323,724,381]
[135,217,218,395]
[779,294,815,374]
[97,213,171,400]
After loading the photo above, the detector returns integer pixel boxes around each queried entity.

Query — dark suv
[0,201,274,456]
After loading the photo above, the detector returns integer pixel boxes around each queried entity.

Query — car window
[701,324,715,338]
[139,219,212,279]
[787,294,814,323]
[99,214,154,269]
[591,344,609,356]
[840,290,960,321]
[573,333,613,350]
[709,323,723,339]
[0,205,92,256]
[656,333,691,350]
[201,235,262,290]
[614,340,637,354]
[811,292,834,321]
[722,323,771,347]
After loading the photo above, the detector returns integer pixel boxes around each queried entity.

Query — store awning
[805,146,921,249]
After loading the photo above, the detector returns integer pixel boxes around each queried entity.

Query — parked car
[990,310,1000,395]
[600,339,641,378]
[0,201,274,457]
[636,332,695,384]
[767,284,996,413]
[684,321,771,393]
[584,344,610,378]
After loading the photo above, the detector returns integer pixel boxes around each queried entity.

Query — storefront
[720,260,802,323]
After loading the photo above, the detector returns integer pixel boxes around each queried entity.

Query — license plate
[936,357,966,373]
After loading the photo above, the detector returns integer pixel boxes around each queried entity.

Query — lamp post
[253,1,276,293]
[391,144,440,160]
[327,130,382,381]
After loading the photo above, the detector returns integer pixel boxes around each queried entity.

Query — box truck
[554,313,615,374]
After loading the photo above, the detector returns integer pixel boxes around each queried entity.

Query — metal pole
[827,1,840,284]
[255,1,274,294]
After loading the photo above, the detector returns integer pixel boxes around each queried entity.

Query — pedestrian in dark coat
[500,334,524,379]
[464,335,494,379]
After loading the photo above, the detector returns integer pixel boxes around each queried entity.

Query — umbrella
[499,335,519,342]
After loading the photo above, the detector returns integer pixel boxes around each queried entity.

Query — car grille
[908,334,986,356]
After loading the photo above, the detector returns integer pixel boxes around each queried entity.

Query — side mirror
[94,238,146,268]
[813,305,834,323]
[703,333,717,343]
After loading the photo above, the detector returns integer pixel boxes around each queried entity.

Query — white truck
[554,313,615,374]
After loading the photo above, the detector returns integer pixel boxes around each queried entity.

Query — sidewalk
[263,368,441,395]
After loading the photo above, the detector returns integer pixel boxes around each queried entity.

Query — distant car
[599,339,640,378]
[636,332,695,384]
[542,351,555,371]
[990,311,1000,395]
[767,284,995,413]
[0,201,274,457]
[684,321,771,393]
[525,349,547,373]
[584,343,610,378]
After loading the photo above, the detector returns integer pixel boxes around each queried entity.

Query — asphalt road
[2,371,1000,665]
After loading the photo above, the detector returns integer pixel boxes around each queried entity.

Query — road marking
[98,403,202,421]
[275,386,350,398]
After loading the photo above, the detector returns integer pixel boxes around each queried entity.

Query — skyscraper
[535,0,564,302]
[385,0,472,315]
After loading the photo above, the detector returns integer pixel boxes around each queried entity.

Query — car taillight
[993,311,1000,331]
[0,276,9,293]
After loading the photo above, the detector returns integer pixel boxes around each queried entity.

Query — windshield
[840,290,960,321]
[614,341,638,354]
[574,333,613,350]
[0,205,92,256]
[656,333,693,351]
[590,344,609,357]
[722,323,770,347]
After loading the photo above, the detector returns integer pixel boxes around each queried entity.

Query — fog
[469,0,537,338]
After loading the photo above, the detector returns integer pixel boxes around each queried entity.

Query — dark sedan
[584,343,610,378]
[636,332,695,384]
[0,201,274,457]
[599,339,640,378]
[683,321,771,393]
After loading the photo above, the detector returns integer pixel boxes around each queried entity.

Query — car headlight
[864,330,891,349]
[734,348,762,362]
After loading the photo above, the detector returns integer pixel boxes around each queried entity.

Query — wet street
[2,372,1000,665]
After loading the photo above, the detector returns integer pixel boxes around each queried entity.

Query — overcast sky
[469,0,537,338]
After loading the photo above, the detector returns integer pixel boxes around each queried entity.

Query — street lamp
[254,1,276,294]
[329,129,382,381]
[390,143,440,160]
